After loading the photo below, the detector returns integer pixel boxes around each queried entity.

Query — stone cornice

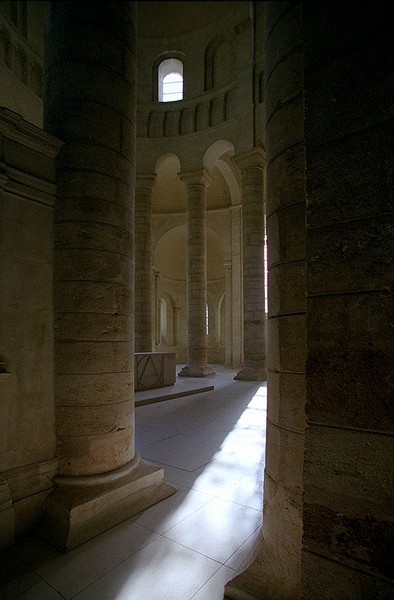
[0,107,63,158]
[0,165,57,205]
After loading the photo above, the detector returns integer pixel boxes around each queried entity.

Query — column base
[224,560,264,600]
[37,459,176,552]
[178,364,215,378]
[234,366,267,381]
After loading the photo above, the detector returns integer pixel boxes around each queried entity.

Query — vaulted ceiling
[136,1,237,38]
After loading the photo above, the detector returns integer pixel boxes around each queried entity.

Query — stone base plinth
[178,364,215,378]
[234,366,266,381]
[224,563,263,600]
[38,459,176,552]
[0,480,14,551]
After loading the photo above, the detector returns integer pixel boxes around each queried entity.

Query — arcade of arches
[0,1,393,599]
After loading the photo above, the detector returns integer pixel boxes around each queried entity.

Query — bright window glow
[163,72,183,102]
[158,58,183,102]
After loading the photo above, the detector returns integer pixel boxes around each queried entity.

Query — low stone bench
[134,352,176,391]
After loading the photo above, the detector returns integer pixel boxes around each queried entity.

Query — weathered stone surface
[56,429,134,477]
[54,247,133,284]
[55,313,132,342]
[265,144,306,217]
[306,292,394,431]
[56,401,134,436]
[303,425,393,518]
[56,172,134,209]
[265,95,305,167]
[55,372,133,406]
[303,503,394,578]
[306,125,393,228]
[39,460,176,552]
[307,217,393,295]
[55,341,132,374]
[55,221,133,255]
[265,422,305,488]
[268,260,306,316]
[267,201,306,265]
[268,371,306,432]
[266,314,306,373]
[54,281,131,314]
[301,549,394,600]
[264,46,304,125]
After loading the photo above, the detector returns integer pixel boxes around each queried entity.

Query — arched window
[158,58,183,102]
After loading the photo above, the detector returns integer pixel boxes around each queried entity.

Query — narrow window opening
[158,58,183,102]
[163,72,183,102]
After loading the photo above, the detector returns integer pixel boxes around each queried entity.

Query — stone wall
[0,1,45,127]
[0,107,62,546]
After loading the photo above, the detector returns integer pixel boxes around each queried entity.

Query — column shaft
[135,175,155,352]
[45,0,136,480]
[40,1,174,551]
[226,4,306,597]
[178,171,215,377]
[235,148,267,381]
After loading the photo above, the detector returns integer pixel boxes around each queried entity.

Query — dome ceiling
[136,1,237,38]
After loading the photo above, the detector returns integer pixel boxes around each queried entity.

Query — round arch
[154,225,225,281]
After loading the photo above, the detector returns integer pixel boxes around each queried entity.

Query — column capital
[135,173,156,193]
[178,169,212,189]
[233,146,265,172]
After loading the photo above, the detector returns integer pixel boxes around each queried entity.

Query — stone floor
[0,365,267,600]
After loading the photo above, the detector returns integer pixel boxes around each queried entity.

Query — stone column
[173,306,181,346]
[40,1,174,551]
[152,266,160,346]
[215,306,221,346]
[302,3,393,598]
[224,261,233,367]
[234,147,267,381]
[230,204,243,368]
[178,170,215,377]
[225,3,306,598]
[135,174,155,352]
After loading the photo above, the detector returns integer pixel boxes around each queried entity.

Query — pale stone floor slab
[0,365,266,600]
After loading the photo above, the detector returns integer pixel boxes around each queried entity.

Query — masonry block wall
[0,108,61,545]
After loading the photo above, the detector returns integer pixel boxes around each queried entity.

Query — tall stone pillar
[152,266,160,346]
[234,147,267,381]
[230,204,243,368]
[135,174,155,352]
[302,2,393,598]
[40,1,174,551]
[225,3,306,598]
[178,170,215,377]
[173,306,181,346]
[224,261,233,366]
